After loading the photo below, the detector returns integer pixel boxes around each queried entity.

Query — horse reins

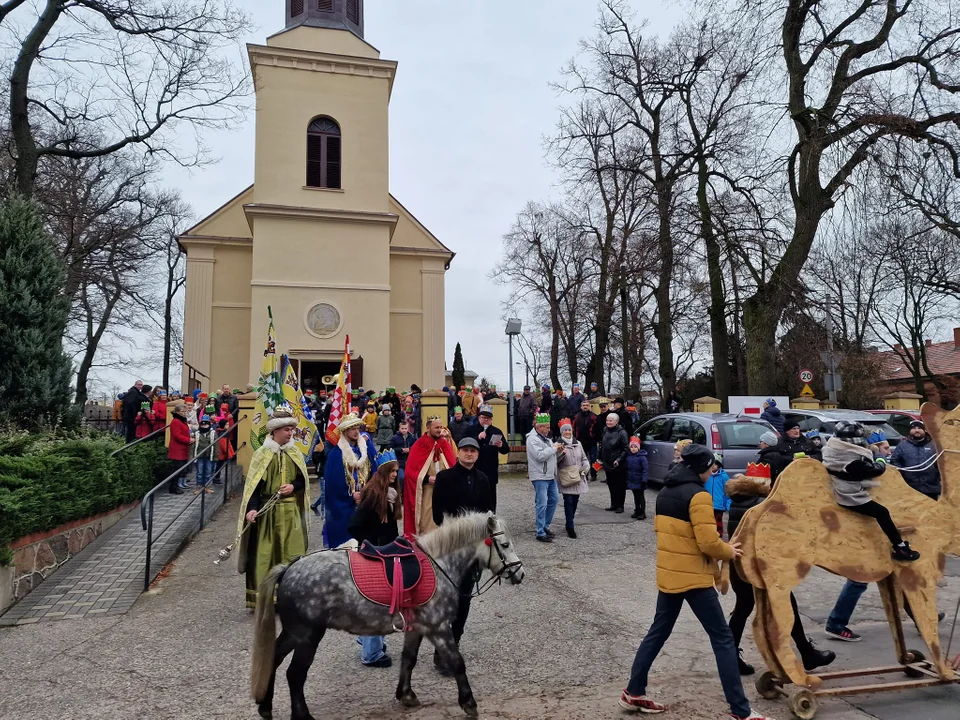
[416,530,521,599]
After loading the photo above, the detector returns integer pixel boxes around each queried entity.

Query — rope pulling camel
[731,403,960,718]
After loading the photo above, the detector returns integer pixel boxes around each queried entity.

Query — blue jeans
[310,474,325,515]
[358,635,387,664]
[196,457,213,487]
[826,580,868,631]
[532,479,558,537]
[627,587,751,718]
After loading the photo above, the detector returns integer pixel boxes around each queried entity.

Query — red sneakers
[618,691,666,714]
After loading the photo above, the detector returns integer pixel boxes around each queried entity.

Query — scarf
[263,437,297,453]
[339,433,371,493]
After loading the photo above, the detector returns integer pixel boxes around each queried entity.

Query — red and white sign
[798,369,814,384]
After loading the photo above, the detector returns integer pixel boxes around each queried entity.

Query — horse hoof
[401,693,421,708]
[462,704,479,718]
[257,708,272,720]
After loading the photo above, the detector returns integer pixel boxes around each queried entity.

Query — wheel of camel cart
[755,671,785,700]
[903,648,926,678]
[787,687,819,720]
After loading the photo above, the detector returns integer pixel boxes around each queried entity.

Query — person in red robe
[402,416,456,538]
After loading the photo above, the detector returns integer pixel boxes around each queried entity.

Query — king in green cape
[237,409,311,608]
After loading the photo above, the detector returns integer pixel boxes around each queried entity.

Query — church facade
[179,1,453,394]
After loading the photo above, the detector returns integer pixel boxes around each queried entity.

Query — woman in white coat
[556,418,591,538]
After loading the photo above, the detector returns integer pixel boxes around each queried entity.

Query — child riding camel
[823,421,920,562]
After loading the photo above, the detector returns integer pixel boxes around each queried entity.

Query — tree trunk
[620,282,630,398]
[10,0,60,196]
[697,159,731,408]
[654,186,676,404]
[162,266,174,390]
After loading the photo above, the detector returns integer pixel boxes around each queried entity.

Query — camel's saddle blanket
[349,538,437,616]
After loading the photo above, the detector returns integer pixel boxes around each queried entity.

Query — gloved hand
[387,487,398,506]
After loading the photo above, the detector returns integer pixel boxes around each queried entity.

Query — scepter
[214,491,282,565]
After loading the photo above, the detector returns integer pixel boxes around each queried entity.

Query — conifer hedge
[0,433,168,565]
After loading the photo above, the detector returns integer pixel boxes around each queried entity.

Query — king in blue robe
[323,413,378,548]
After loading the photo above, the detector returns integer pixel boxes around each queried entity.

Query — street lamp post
[505,318,522,443]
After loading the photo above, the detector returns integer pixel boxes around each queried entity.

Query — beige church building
[179,1,453,395]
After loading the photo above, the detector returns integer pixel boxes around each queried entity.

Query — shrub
[0,432,168,564]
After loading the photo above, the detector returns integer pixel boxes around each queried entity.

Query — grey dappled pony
[250,512,525,719]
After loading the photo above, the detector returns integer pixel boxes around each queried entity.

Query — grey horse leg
[258,629,297,719]
[434,631,477,717]
[287,627,325,720]
[395,631,424,707]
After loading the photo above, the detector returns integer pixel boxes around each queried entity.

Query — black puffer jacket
[725,474,772,537]
[601,425,629,471]
[757,445,792,480]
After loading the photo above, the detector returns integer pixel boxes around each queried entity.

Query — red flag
[324,335,352,444]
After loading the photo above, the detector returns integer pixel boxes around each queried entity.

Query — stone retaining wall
[2,502,139,613]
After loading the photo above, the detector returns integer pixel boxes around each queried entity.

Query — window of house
[306,117,342,189]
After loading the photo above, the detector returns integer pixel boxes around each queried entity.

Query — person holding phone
[463,404,510,511]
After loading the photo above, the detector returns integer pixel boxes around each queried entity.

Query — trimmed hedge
[0,432,168,564]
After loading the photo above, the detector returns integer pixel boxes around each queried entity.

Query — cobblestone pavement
[1,475,959,719]
[0,464,242,626]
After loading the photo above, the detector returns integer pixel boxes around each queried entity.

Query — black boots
[800,639,837,671]
[892,541,920,562]
[737,648,755,676]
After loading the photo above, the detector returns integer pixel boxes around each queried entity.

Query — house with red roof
[877,328,960,409]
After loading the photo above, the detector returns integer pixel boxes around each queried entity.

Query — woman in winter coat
[556,419,590,538]
[600,413,630,513]
[625,436,649,520]
[167,403,193,495]
[725,467,835,676]
[374,406,396,450]
[151,390,168,434]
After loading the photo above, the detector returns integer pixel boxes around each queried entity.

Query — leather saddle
[358,538,422,589]
[349,536,437,625]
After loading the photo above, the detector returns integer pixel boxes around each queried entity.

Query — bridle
[416,527,523,598]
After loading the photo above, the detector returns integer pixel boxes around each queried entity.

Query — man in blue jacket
[760,398,785,433]
[890,419,941,500]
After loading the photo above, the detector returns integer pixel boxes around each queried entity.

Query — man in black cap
[890,419,941,500]
[778,418,819,460]
[619,443,768,719]
[431,436,495,674]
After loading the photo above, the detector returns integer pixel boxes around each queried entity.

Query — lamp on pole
[505,318,522,443]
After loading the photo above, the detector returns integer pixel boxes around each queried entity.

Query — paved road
[1,475,958,719]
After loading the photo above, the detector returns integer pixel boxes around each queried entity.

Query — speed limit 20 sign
[798,369,814,384]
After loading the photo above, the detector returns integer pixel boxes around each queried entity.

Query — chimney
[955,327,960,350]
[926,339,933,347]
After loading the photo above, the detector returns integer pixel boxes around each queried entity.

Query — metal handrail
[139,416,246,529]
[141,440,248,591]
[110,424,170,457]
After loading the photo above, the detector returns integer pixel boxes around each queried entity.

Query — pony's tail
[250,563,288,701]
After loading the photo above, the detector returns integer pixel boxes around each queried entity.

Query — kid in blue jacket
[703,453,731,536]
[625,436,649,520]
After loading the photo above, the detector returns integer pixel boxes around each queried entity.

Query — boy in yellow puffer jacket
[618,444,772,720]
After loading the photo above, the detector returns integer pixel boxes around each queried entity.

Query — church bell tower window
[318,0,334,12]
[291,0,304,16]
[306,117,342,190]
[346,0,360,25]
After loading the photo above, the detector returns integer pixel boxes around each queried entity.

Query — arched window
[306,117,342,189]
[291,0,304,16]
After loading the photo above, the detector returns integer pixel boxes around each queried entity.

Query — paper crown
[479,404,493,416]
[376,448,398,465]
[454,406,463,413]
[535,412,551,425]
[559,418,572,428]
[745,462,772,479]
[866,430,887,444]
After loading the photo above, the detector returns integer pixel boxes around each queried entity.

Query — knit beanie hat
[629,436,641,448]
[759,431,779,447]
[681,444,716,474]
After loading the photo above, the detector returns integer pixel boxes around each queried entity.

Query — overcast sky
[142,0,684,394]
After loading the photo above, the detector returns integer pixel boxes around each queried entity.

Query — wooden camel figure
[732,402,960,689]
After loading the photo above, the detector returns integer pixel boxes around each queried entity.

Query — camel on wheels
[249,512,524,720]
[731,403,960,719]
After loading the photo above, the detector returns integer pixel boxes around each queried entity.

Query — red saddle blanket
[349,548,437,612]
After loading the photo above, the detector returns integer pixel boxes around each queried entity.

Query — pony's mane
[418,512,492,557]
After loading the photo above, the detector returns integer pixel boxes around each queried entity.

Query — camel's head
[921,403,960,451]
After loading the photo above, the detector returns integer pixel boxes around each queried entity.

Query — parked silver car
[636,413,776,485]
[779,409,903,446]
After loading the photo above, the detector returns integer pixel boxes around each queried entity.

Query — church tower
[179,2,452,399]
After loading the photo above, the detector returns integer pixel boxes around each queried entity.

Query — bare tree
[4,0,251,195]
[728,0,960,391]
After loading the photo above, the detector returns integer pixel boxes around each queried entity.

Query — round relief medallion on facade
[305,302,342,338]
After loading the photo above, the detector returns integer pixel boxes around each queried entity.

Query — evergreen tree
[452,342,466,389]
[0,195,73,427]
